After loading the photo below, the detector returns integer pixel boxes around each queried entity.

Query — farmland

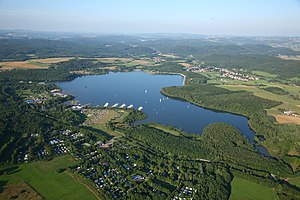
[0,155,98,200]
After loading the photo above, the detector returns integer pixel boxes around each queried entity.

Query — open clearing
[0,155,98,200]
[230,176,276,200]
[275,115,300,125]
[83,108,125,136]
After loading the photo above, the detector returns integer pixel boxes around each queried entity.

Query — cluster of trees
[161,84,280,116]
[143,62,184,73]
[262,86,289,95]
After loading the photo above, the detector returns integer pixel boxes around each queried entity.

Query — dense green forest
[0,37,156,61]
[125,123,292,176]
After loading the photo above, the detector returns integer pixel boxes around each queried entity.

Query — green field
[230,176,276,200]
[0,155,98,200]
[252,70,278,78]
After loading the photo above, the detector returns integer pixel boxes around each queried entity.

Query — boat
[112,103,119,108]
[138,106,143,111]
[127,105,133,109]
[104,103,109,107]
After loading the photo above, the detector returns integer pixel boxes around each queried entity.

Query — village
[185,65,259,82]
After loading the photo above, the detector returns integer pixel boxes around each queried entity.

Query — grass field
[230,176,276,200]
[0,155,98,200]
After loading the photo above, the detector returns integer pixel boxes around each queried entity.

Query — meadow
[0,155,98,200]
[230,175,276,200]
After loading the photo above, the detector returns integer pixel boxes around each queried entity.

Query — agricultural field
[0,61,48,70]
[0,57,73,70]
[275,115,300,125]
[230,176,276,200]
[0,155,98,200]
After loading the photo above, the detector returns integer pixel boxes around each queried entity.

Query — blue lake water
[57,71,261,143]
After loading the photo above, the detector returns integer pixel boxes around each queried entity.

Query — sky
[0,0,299,36]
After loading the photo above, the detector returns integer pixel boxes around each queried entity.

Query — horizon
[1,29,300,38]
[0,0,300,37]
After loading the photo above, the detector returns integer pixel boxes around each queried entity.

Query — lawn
[230,176,276,200]
[0,155,98,200]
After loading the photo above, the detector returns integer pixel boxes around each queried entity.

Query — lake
[57,71,268,154]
